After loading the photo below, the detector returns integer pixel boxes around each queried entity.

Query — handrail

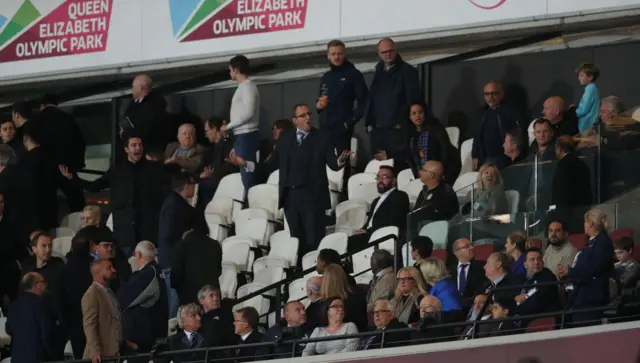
[78,168,106,176]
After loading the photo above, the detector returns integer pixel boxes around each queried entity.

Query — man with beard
[542,220,577,279]
[347,165,410,253]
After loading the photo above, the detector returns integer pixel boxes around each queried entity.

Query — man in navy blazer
[515,248,560,325]
[6,272,56,363]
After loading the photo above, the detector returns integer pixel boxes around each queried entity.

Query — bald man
[365,37,421,155]
[412,160,459,220]
[471,82,521,170]
[124,73,169,154]
[541,96,579,137]
[164,123,205,173]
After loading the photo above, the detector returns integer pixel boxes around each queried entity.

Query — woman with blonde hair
[390,266,428,324]
[464,163,508,216]
[317,264,367,331]
[557,208,614,326]
[420,258,463,312]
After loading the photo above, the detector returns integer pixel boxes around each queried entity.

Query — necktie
[360,333,377,350]
[296,131,305,145]
[188,333,196,347]
[458,264,468,293]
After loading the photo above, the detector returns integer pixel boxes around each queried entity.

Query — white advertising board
[0,0,638,82]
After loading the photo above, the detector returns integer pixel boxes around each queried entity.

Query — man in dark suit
[412,160,459,220]
[197,285,234,352]
[256,301,310,359]
[516,248,560,323]
[233,307,264,362]
[117,241,168,353]
[483,252,523,300]
[162,303,207,363]
[360,299,409,350]
[0,144,37,241]
[228,103,350,254]
[6,272,56,363]
[552,135,592,208]
[123,74,169,155]
[449,238,488,308]
[197,117,236,210]
[59,134,171,256]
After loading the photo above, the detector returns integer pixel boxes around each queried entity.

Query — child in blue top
[574,63,601,133]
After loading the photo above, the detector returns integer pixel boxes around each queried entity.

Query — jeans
[162,268,180,318]
[233,131,260,199]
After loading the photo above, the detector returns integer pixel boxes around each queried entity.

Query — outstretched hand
[226,149,247,167]
[338,150,352,163]
[58,165,72,180]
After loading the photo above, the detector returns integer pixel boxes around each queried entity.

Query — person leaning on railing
[302,296,359,356]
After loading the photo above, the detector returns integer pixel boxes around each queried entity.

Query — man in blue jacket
[365,37,421,156]
[316,39,369,154]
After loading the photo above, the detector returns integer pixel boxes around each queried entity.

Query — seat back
[364,158,394,174]
[401,243,416,267]
[446,126,460,148]
[212,173,245,222]
[318,232,349,255]
[453,172,478,198]
[235,209,272,247]
[235,283,271,316]
[568,233,588,250]
[610,228,633,241]
[432,249,448,264]
[105,214,113,230]
[505,190,520,214]
[53,236,73,256]
[51,227,75,238]
[61,212,83,232]
[219,262,238,299]
[352,248,374,284]
[404,179,424,199]
[302,251,319,271]
[397,168,415,191]
[473,244,495,261]
[335,201,368,235]
[460,138,474,174]
[347,173,378,203]
[267,170,279,185]
[248,184,279,217]
[369,226,399,253]
[269,234,299,267]
[419,221,449,250]
[527,121,535,146]
[288,278,307,302]
[253,256,289,274]
[253,266,286,296]
[350,137,358,168]
[326,165,345,192]
[221,237,255,272]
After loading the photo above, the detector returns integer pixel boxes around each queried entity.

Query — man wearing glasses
[448,238,488,308]
[412,160,459,220]
[359,299,408,350]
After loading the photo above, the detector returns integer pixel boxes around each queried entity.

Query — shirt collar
[240,331,252,341]
[296,128,309,137]
[492,273,506,286]
[380,187,395,198]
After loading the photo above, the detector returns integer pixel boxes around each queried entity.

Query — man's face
[409,104,425,128]
[94,241,114,259]
[600,102,615,124]
[524,251,543,276]
[534,123,553,147]
[183,182,196,199]
[454,239,474,263]
[199,289,222,312]
[504,238,515,254]
[483,83,503,108]
[419,296,441,318]
[229,65,239,81]
[377,40,396,65]
[547,222,567,246]
[503,135,516,155]
[205,122,223,144]
[473,295,489,315]
[272,125,284,141]
[418,165,434,185]
[101,261,117,282]
[233,312,250,335]
[178,126,195,148]
[542,99,560,121]
[293,105,313,132]
[33,274,47,295]
[373,301,394,328]
[284,302,307,326]
[125,138,144,162]
[491,303,509,319]
[484,255,499,278]
[1,121,15,143]
[615,248,632,263]
[327,45,345,67]
[81,210,99,227]
[376,168,395,194]
[32,236,53,263]
[184,312,202,332]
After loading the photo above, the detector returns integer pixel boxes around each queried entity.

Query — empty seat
[205,173,245,224]
[253,256,290,273]
[168,318,179,336]
[369,226,399,254]
[460,139,473,174]
[253,266,286,296]
[419,221,449,250]
[219,262,238,299]
[248,184,280,219]
[335,200,368,235]
[268,233,299,267]
[61,212,83,232]
[235,283,271,321]
[527,237,543,249]
[347,173,378,204]
[397,168,415,191]
[267,170,279,185]
[235,208,275,248]
[352,248,374,284]
[445,126,460,148]
[221,236,256,272]
[505,190,520,214]
[288,278,307,302]
[302,251,319,278]
[53,236,73,256]
[364,159,394,173]
[610,228,633,241]
[318,232,349,255]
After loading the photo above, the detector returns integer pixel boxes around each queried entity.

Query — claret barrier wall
[0,0,640,82]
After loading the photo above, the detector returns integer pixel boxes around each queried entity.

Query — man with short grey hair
[367,249,396,313]
[360,299,408,350]
[303,276,323,332]
[198,285,234,351]
[116,240,167,352]
[600,95,625,124]
[0,143,36,240]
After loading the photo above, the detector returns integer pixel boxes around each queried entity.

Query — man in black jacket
[483,252,523,300]
[516,248,560,326]
[123,74,169,155]
[552,135,592,208]
[197,285,234,352]
[232,307,264,362]
[366,37,421,155]
[449,238,488,309]
[0,144,37,240]
[256,301,310,359]
[360,300,409,350]
[317,39,368,153]
[197,117,236,210]
[412,160,459,220]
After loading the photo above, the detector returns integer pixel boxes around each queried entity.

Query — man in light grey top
[543,220,577,279]
[222,55,261,196]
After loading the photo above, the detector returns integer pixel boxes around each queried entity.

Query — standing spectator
[366,37,421,155]
[228,104,349,254]
[19,121,58,230]
[164,123,205,174]
[412,160,459,220]
[232,307,264,362]
[37,93,86,211]
[59,134,170,256]
[552,135,592,209]
[82,259,123,362]
[197,285,234,351]
[574,63,601,133]
[1,120,26,159]
[197,117,236,209]
[419,258,463,313]
[222,55,261,195]
[162,303,206,363]
[613,237,640,288]
[543,220,578,279]
[0,144,37,240]
[302,297,359,356]
[557,208,614,326]
[81,205,102,228]
[449,238,488,307]
[366,249,397,313]
[6,272,56,363]
[171,223,222,306]
[317,39,368,153]
[158,172,197,316]
[471,82,521,170]
[123,74,169,154]
[11,101,32,144]
[117,241,167,353]
[411,236,434,268]
[528,118,556,162]
[88,227,132,292]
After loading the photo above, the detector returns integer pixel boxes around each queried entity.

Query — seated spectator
[81,205,102,228]
[317,264,367,332]
[1,119,26,159]
[541,96,579,137]
[515,248,560,323]
[419,258,463,313]
[600,95,625,125]
[505,231,527,276]
[197,285,234,350]
[366,250,397,313]
[164,123,205,174]
[390,267,428,324]
[411,236,433,269]
[543,220,577,279]
[449,238,488,308]
[412,160,459,220]
[302,297,359,356]
[463,163,508,217]
[348,166,410,253]
[257,301,309,359]
[552,135,592,209]
[499,128,527,169]
[196,117,236,210]
[592,96,640,151]
[232,307,264,361]
[460,294,493,339]
[303,276,323,332]
[486,297,521,337]
[316,248,356,286]
[161,303,206,363]
[613,237,640,289]
[359,299,409,350]
[411,295,454,344]
[483,252,523,300]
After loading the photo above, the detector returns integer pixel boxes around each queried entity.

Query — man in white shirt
[222,55,261,197]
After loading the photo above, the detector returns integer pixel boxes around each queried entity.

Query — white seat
[248,184,279,219]
[168,318,179,336]
[269,232,299,267]
[397,168,415,191]
[205,173,245,224]
[419,221,449,250]
[64,340,73,357]
[51,227,75,238]
[219,261,238,299]
[105,214,113,230]
[0,317,10,346]
[335,200,368,235]
[453,172,478,198]
[302,251,319,271]
[267,170,279,185]
[235,283,271,321]
[61,212,83,232]
[347,173,378,204]
[221,236,256,272]
[235,209,274,248]
[327,165,345,212]
[207,223,229,243]
[188,183,199,207]
[253,266,286,296]
[318,232,348,255]
[52,236,73,256]
[404,179,424,200]
[527,121,535,146]
[253,256,290,273]
[446,126,460,148]
[1,358,10,363]
[288,278,307,302]
[368,226,399,254]
[460,138,474,174]
[401,243,416,267]
[350,137,358,168]
[364,158,394,173]
[352,248,374,284]
[505,190,520,214]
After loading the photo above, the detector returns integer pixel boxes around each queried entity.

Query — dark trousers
[327,124,353,154]
[370,127,404,155]
[284,187,325,256]
[234,131,260,199]
[196,178,220,212]
[56,171,85,212]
